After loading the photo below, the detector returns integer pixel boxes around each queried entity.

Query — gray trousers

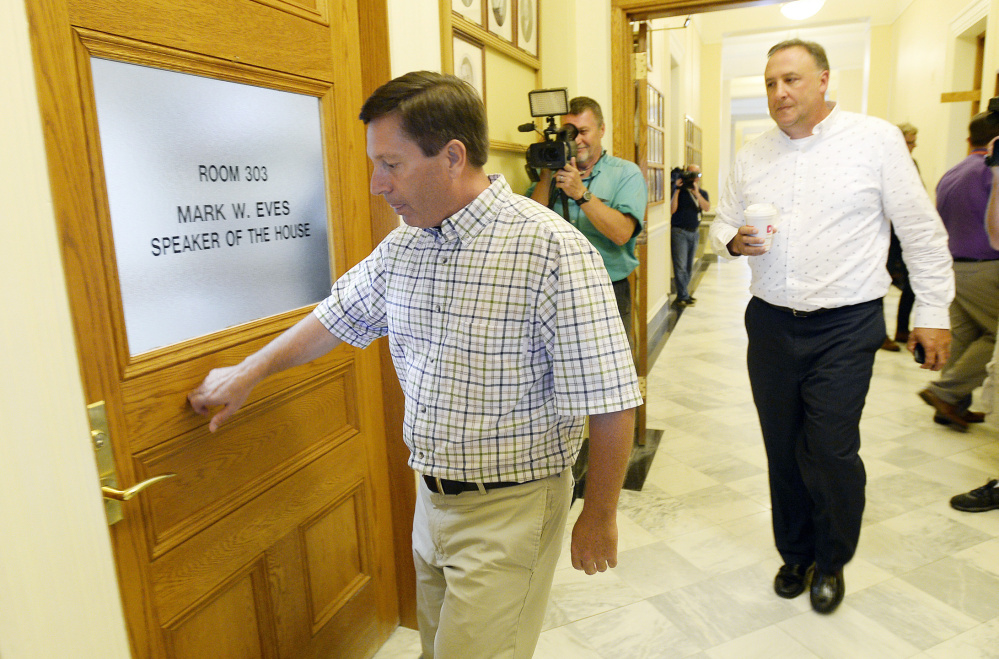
[928,260,999,408]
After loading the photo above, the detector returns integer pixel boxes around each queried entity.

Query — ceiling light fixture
[780,0,825,21]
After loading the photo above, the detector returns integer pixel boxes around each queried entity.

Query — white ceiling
[654,0,915,44]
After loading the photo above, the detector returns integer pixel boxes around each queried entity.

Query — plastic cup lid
[744,203,777,220]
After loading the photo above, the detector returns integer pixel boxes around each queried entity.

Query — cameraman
[670,164,710,307]
[527,97,647,338]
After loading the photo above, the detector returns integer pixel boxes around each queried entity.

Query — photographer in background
[527,96,647,339]
[670,164,710,307]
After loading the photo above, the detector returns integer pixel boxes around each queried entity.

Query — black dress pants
[745,297,884,573]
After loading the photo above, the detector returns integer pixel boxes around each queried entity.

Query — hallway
[376,257,999,658]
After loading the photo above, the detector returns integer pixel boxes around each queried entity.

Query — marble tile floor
[374,257,999,659]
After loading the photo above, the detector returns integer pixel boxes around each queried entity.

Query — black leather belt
[757,297,881,318]
[758,298,833,317]
[422,475,527,495]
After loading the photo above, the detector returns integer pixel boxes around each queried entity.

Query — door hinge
[634,52,648,80]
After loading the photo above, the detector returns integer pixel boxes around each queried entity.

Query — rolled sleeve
[609,166,648,234]
[545,234,643,416]
[313,244,389,348]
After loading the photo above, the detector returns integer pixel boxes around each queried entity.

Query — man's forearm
[188,312,343,431]
[581,199,638,246]
[581,408,635,516]
[530,170,553,205]
[693,189,710,212]
[250,312,344,378]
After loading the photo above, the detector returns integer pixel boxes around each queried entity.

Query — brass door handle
[101,473,176,501]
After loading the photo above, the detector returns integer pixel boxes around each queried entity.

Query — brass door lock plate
[88,401,123,525]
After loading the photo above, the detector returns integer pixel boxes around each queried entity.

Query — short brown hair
[359,71,489,168]
[767,39,830,72]
[568,96,604,127]
[969,111,999,148]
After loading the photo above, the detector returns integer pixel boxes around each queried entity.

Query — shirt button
[419,404,427,413]
[435,304,442,313]
[440,257,448,264]
[418,451,425,458]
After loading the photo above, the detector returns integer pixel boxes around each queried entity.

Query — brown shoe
[965,411,987,423]
[919,389,969,430]
[880,337,900,352]
[934,410,986,425]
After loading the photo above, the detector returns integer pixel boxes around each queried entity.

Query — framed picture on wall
[453,33,485,103]
[487,0,513,43]
[517,0,537,56]
[452,0,483,26]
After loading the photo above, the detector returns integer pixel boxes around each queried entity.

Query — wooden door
[26,1,398,657]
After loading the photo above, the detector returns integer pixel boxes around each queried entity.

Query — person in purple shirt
[918,111,999,429]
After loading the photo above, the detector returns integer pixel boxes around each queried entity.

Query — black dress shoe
[774,563,814,599]
[810,569,844,614]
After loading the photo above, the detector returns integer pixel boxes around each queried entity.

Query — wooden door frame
[610,1,782,164]
[609,0,780,368]
[357,0,418,631]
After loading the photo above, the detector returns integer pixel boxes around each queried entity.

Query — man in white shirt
[709,39,954,615]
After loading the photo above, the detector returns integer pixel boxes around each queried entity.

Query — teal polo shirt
[527,151,647,281]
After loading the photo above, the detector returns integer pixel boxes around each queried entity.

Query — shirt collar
[424,174,508,244]
[810,101,838,136]
[778,101,839,145]
[582,150,607,181]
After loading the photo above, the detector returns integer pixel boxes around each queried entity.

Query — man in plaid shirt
[189,71,642,658]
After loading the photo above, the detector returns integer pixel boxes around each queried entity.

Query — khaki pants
[412,469,572,659]
[929,260,999,407]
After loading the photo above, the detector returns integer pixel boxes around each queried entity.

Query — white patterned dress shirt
[709,104,953,328]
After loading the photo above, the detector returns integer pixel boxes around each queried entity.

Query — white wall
[890,0,989,194]
[0,3,131,657]
[574,0,614,144]
[387,0,443,75]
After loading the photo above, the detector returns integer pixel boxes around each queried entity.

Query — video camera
[671,166,701,189]
[985,97,999,167]
[519,88,578,172]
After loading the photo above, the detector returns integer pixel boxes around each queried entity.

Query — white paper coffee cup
[744,203,779,251]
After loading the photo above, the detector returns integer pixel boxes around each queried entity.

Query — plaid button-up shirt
[315,175,642,482]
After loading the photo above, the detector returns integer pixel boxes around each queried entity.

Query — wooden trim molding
[612,0,781,20]
[941,90,982,103]
[357,0,417,631]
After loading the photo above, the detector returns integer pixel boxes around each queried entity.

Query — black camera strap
[547,183,571,222]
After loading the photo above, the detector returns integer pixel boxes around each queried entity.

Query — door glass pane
[90,58,332,355]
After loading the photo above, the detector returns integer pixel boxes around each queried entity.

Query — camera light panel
[529,88,569,117]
